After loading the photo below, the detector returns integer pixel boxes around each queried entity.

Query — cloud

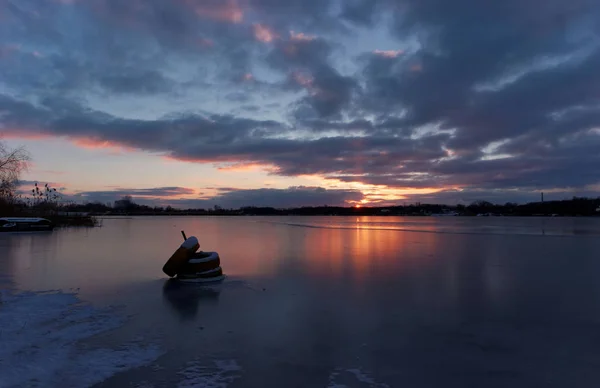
[96,69,174,95]
[372,49,403,58]
[2,0,600,203]
[290,31,316,42]
[293,65,359,118]
[186,0,245,23]
[188,186,364,208]
[253,23,278,43]
[65,186,195,204]
[65,185,364,208]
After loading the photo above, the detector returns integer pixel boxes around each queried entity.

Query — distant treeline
[60,196,600,217]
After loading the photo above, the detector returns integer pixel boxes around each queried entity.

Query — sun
[354,204,361,208]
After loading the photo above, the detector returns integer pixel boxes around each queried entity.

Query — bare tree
[0,140,31,201]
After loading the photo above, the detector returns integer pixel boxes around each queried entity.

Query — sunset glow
[2,0,599,208]
[188,0,244,23]
[253,23,278,43]
[373,49,404,58]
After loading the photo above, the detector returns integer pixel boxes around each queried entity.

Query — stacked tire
[177,251,224,281]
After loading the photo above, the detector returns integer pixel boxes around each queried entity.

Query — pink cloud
[242,73,254,82]
[373,49,404,58]
[71,138,137,153]
[184,0,244,23]
[290,31,315,42]
[2,130,138,154]
[253,23,278,43]
[216,162,273,172]
[290,71,340,103]
[291,71,315,89]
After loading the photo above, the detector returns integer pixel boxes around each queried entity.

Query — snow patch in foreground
[0,290,163,388]
[177,359,242,388]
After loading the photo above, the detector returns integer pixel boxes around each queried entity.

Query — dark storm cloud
[60,186,195,205]
[239,105,261,112]
[357,0,600,147]
[0,93,445,176]
[225,92,252,102]
[247,0,344,34]
[77,187,196,199]
[297,65,358,118]
[265,32,361,118]
[2,0,600,200]
[68,185,364,208]
[96,70,174,95]
[187,186,364,208]
[340,0,381,27]
[0,0,258,98]
[268,35,333,70]
[342,0,600,192]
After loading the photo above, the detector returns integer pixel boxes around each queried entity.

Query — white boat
[0,217,54,232]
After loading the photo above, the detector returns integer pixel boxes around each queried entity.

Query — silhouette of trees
[24,181,62,212]
[52,196,600,217]
[0,141,30,203]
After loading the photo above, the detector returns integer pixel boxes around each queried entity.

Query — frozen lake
[2,216,600,387]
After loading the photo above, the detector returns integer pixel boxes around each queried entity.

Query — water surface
[2,216,600,387]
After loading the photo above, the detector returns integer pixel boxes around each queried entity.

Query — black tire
[178,266,223,279]
[180,252,221,274]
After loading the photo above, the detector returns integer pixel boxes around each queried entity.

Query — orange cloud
[302,174,446,206]
[253,23,278,43]
[292,71,315,89]
[161,155,280,174]
[160,154,234,164]
[187,0,244,23]
[290,31,315,42]
[71,138,136,153]
[290,71,339,102]
[373,49,404,58]
[2,131,139,154]
[216,162,276,172]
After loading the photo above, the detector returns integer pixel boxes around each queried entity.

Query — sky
[1,0,600,208]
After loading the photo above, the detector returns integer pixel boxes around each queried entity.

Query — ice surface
[5,216,600,387]
[0,290,163,388]
[327,368,390,388]
[176,359,242,388]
